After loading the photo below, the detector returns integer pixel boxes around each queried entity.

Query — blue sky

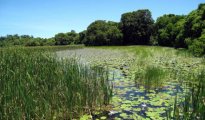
[0,0,204,38]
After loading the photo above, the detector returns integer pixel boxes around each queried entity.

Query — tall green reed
[0,47,112,119]
[166,68,205,120]
[135,66,166,91]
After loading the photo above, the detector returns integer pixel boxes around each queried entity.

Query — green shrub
[188,35,205,56]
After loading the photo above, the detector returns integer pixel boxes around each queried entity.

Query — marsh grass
[135,66,166,91]
[166,69,205,120]
[0,47,112,119]
[144,66,166,90]
[99,46,205,119]
[72,46,204,119]
[180,69,205,120]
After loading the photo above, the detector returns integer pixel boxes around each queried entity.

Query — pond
[56,47,203,120]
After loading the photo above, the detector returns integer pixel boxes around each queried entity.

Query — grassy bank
[0,47,112,119]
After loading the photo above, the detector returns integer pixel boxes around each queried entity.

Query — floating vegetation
[68,46,204,120]
[56,46,205,119]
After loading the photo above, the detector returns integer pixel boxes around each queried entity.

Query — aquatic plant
[54,46,204,119]
[135,66,166,91]
[166,68,205,120]
[0,47,112,119]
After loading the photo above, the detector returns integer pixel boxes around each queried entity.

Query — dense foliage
[0,34,55,47]
[1,3,205,56]
[184,4,205,56]
[152,3,205,56]
[83,20,122,46]
[153,14,185,47]
[120,9,154,45]
[55,30,79,45]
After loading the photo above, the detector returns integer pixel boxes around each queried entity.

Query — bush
[188,34,205,56]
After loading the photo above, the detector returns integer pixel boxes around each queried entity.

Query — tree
[153,14,185,47]
[79,30,87,44]
[0,34,61,47]
[182,3,205,56]
[107,21,123,45]
[120,9,154,45]
[84,20,122,46]
[55,33,69,45]
[54,30,79,45]
[175,18,187,48]
[184,3,205,39]
[0,36,6,47]
[66,30,79,44]
[20,35,34,45]
[45,38,55,46]
[85,20,108,46]
[188,33,205,56]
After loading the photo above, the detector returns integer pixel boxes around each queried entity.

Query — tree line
[0,35,55,47]
[0,3,205,56]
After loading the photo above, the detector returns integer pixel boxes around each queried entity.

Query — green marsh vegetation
[0,46,204,119]
[166,68,205,120]
[0,47,112,119]
[140,66,166,91]
[130,46,204,119]
[0,3,204,119]
[88,46,204,119]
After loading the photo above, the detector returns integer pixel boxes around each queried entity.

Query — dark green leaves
[120,9,154,45]
[84,20,122,46]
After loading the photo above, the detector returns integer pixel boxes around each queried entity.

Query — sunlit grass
[0,47,112,119]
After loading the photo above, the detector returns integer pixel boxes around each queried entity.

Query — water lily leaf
[80,115,92,120]
[120,113,128,118]
[100,116,107,119]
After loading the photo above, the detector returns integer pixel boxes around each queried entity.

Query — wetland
[57,46,205,120]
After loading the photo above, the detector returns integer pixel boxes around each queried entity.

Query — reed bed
[134,65,166,91]
[0,47,112,119]
[166,68,205,120]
